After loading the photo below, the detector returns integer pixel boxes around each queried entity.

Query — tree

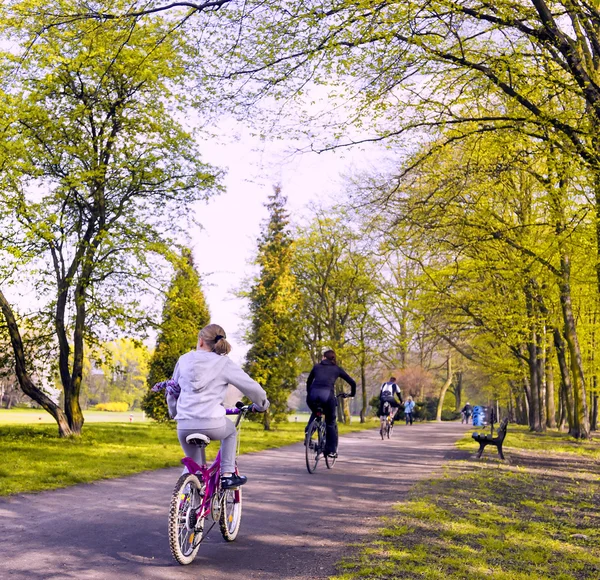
[0,4,221,436]
[243,186,301,430]
[141,249,210,422]
[293,210,380,423]
[350,124,594,437]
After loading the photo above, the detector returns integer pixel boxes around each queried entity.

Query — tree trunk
[558,380,567,431]
[452,372,463,411]
[435,356,452,421]
[263,409,272,431]
[591,379,598,431]
[526,342,543,432]
[359,361,367,423]
[545,350,557,428]
[0,289,73,437]
[559,253,590,438]
[539,330,547,429]
[553,328,574,433]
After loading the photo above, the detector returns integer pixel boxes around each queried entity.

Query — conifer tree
[141,249,210,421]
[244,186,301,430]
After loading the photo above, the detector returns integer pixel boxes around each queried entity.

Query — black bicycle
[305,393,349,473]
[379,401,395,440]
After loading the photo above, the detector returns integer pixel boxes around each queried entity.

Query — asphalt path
[0,421,469,580]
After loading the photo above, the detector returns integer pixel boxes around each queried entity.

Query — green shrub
[140,387,172,422]
[94,402,129,412]
[441,409,461,421]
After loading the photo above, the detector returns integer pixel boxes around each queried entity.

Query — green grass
[457,423,600,458]
[333,425,600,580]
[0,408,148,424]
[0,417,377,496]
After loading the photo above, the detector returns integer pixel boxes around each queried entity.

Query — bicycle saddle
[185,433,211,447]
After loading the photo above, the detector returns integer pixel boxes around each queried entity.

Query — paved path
[0,422,469,580]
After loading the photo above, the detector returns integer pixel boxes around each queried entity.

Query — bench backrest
[496,418,509,442]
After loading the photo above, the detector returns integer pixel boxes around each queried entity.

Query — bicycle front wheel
[168,473,205,565]
[219,487,242,541]
[305,420,321,473]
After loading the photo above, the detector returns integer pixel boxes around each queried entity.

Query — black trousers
[378,396,401,417]
[307,389,338,454]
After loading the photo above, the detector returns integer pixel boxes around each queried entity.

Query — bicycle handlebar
[225,402,265,415]
[337,393,351,399]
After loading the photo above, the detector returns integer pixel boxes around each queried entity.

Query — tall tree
[141,249,210,422]
[243,186,301,430]
[0,3,221,435]
[293,210,379,422]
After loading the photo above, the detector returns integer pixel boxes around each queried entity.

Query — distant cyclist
[306,350,356,459]
[378,376,403,423]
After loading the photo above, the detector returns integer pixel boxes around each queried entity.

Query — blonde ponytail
[199,323,232,355]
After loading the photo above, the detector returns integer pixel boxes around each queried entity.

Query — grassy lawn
[0,416,377,496]
[334,425,600,580]
[0,408,148,424]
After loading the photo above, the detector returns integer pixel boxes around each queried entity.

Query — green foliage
[243,187,302,428]
[440,409,461,422]
[141,249,210,422]
[81,339,150,409]
[0,1,222,434]
[94,402,129,412]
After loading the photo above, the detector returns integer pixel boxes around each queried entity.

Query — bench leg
[476,442,486,458]
[497,444,505,460]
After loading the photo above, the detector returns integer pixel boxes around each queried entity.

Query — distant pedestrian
[404,396,415,425]
[461,402,473,424]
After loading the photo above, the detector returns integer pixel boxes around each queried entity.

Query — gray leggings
[178,419,237,475]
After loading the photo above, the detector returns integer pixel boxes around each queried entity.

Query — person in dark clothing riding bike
[378,376,403,423]
[306,350,356,459]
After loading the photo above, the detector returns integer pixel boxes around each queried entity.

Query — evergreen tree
[244,186,301,430]
[141,249,210,421]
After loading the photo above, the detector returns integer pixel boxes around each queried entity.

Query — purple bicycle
[168,402,256,565]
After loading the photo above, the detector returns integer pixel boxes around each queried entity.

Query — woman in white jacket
[168,323,270,489]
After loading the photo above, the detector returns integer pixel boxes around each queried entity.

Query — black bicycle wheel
[305,420,321,473]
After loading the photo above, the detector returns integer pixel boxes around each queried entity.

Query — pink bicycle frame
[180,407,243,518]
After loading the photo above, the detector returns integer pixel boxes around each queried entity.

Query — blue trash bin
[472,405,488,427]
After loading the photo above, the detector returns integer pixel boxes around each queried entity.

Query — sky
[188,124,387,364]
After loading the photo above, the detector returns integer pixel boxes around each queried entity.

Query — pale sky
[189,125,386,364]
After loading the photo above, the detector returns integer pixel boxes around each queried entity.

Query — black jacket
[306,359,356,397]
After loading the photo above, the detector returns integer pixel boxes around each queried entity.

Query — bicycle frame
[180,407,246,519]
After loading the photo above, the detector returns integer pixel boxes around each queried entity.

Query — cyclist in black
[306,350,356,458]
[378,376,403,423]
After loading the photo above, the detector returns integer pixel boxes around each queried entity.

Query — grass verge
[0,418,377,496]
[333,425,600,580]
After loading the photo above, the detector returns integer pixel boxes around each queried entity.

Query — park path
[0,422,469,580]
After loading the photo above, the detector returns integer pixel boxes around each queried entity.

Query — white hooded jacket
[168,350,269,429]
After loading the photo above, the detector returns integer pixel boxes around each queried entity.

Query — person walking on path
[461,402,473,424]
[167,323,270,490]
[403,396,415,425]
[306,349,356,458]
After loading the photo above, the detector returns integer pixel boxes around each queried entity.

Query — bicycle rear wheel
[305,420,321,473]
[219,486,242,541]
[168,473,205,565]
[387,421,393,439]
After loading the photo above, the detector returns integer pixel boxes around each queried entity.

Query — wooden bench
[472,418,508,460]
